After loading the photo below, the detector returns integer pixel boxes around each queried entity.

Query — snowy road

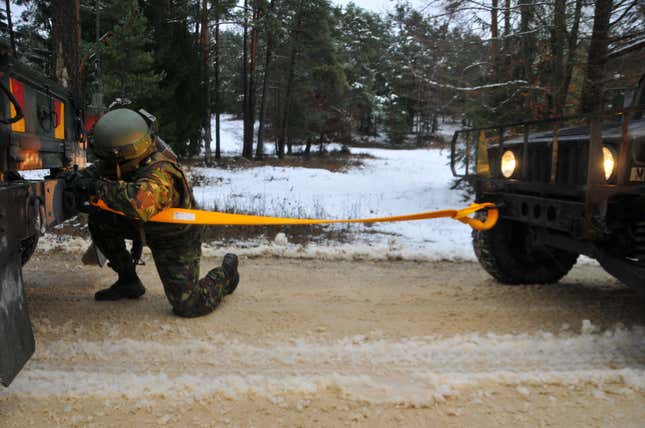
[1,252,644,427]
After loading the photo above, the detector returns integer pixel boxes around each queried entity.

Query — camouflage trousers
[88,211,231,317]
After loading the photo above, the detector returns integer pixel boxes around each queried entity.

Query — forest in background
[4,0,645,159]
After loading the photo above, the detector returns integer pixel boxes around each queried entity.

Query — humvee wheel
[473,217,578,284]
[20,235,39,266]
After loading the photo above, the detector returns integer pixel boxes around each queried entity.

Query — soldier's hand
[72,177,99,213]
[73,177,98,195]
[59,170,81,188]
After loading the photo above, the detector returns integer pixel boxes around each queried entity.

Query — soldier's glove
[59,170,81,188]
[72,177,100,213]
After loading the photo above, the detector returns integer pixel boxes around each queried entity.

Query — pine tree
[334,4,391,137]
[143,0,203,156]
[96,0,163,109]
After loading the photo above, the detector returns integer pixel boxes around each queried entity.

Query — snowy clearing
[193,116,477,260]
[190,146,472,260]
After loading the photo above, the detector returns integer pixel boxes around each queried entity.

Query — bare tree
[277,0,304,159]
[256,0,276,160]
[548,0,567,115]
[241,0,251,158]
[51,0,82,99]
[213,0,222,160]
[244,0,259,159]
[490,0,499,78]
[200,0,212,164]
[580,0,614,113]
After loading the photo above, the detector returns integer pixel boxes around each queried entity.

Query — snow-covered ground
[435,118,465,142]
[190,116,476,261]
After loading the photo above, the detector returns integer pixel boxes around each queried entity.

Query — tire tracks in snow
[5,323,645,405]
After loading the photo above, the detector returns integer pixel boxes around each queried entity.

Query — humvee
[0,37,88,386]
[451,76,645,292]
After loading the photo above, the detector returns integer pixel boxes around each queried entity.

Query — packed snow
[6,322,645,403]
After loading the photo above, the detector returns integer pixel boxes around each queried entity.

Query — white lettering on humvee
[629,167,645,181]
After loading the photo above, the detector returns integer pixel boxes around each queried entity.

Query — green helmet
[91,108,154,162]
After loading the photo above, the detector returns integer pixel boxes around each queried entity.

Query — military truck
[451,75,645,292]
[0,37,88,386]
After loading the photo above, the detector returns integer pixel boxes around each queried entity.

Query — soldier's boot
[199,253,239,298]
[222,253,240,295]
[95,266,146,301]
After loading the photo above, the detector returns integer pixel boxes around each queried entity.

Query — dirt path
[1,252,644,427]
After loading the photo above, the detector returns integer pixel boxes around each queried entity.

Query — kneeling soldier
[72,108,239,317]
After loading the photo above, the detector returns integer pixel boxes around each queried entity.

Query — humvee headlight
[500,150,517,178]
[602,146,616,181]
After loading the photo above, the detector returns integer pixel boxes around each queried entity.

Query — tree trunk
[5,0,16,55]
[214,0,221,160]
[561,0,583,114]
[51,0,82,99]
[256,0,275,160]
[278,0,304,159]
[549,0,566,116]
[490,0,499,78]
[580,0,613,114]
[503,0,511,52]
[519,0,535,113]
[273,86,280,155]
[244,1,259,160]
[241,0,251,158]
[200,0,212,164]
[278,44,297,159]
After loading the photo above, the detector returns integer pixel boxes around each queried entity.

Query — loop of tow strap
[90,199,499,231]
[453,203,499,231]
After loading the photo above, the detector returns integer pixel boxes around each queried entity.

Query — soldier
[71,108,239,318]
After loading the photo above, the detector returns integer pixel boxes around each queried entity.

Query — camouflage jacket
[81,152,194,222]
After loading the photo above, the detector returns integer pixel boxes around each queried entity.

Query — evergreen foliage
[91,0,163,109]
[8,0,645,155]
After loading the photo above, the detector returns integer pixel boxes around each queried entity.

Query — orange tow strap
[90,199,499,231]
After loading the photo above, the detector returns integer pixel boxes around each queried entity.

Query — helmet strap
[118,143,157,177]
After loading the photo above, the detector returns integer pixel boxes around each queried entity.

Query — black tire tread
[20,235,39,267]
[473,218,578,284]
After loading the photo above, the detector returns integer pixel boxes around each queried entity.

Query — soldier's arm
[77,163,99,179]
[95,165,177,222]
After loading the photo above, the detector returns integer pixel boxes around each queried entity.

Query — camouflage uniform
[82,152,235,317]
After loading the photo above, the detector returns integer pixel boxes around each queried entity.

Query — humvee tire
[20,235,38,267]
[473,217,578,284]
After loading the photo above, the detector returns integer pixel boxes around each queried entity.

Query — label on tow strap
[173,211,196,222]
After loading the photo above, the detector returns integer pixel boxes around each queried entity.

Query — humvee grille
[493,141,589,185]
[525,144,551,183]
[555,141,588,186]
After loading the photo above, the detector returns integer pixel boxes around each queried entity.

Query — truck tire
[20,235,39,267]
[472,217,578,284]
